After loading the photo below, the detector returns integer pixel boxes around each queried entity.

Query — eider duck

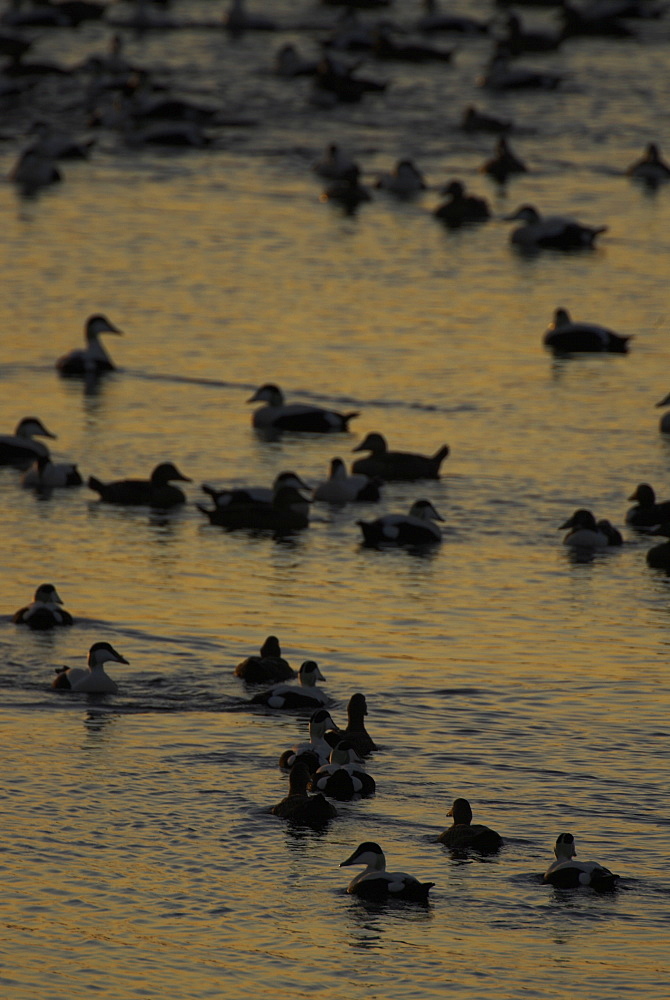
[543,308,631,354]
[333,692,378,756]
[311,143,359,180]
[13,583,73,629]
[358,500,444,547]
[56,314,122,376]
[644,524,670,569]
[279,708,341,770]
[433,180,490,227]
[312,458,380,505]
[374,159,426,195]
[626,483,670,528]
[87,462,190,507]
[251,660,327,710]
[559,509,617,549]
[248,383,359,433]
[21,454,83,489]
[201,471,310,508]
[627,143,670,186]
[312,57,387,106]
[459,105,511,133]
[505,205,607,250]
[543,833,619,891]
[234,635,295,683]
[339,842,435,902]
[437,798,503,852]
[310,740,376,800]
[478,50,562,91]
[9,146,61,196]
[320,165,372,213]
[0,417,56,466]
[198,485,310,532]
[480,136,527,183]
[271,760,338,828]
[51,641,128,694]
[352,433,449,481]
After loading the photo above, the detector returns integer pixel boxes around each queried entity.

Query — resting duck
[374,159,426,195]
[320,165,372,213]
[333,692,378,756]
[543,308,631,354]
[279,708,341,770]
[13,583,74,629]
[251,660,327,709]
[352,433,448,481]
[271,760,337,828]
[21,454,83,489]
[480,136,527,183]
[202,471,310,509]
[234,635,295,683]
[358,499,444,547]
[87,462,190,507]
[310,740,376,800]
[248,383,359,433]
[51,641,128,694]
[433,180,490,227]
[311,143,359,180]
[627,143,670,186]
[459,105,512,133]
[0,417,56,466]
[198,485,310,532]
[559,509,619,548]
[340,842,435,902]
[478,50,562,91]
[626,483,670,527]
[312,458,380,504]
[56,314,122,376]
[437,798,503,852]
[505,205,608,250]
[543,833,619,890]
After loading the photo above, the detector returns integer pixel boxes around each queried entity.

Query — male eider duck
[543,308,631,354]
[21,454,83,489]
[0,417,56,466]
[480,136,527,184]
[198,485,310,532]
[13,583,74,629]
[374,159,426,196]
[505,205,607,250]
[51,641,128,694]
[251,660,327,710]
[627,143,670,186]
[352,433,448,481]
[87,462,191,507]
[358,499,444,547]
[559,509,617,549]
[201,471,310,509]
[56,314,123,376]
[312,458,380,505]
[248,384,359,433]
[437,798,503,852]
[625,483,670,528]
[543,833,619,891]
[339,842,435,902]
[279,708,341,770]
[234,635,295,683]
[433,180,490,227]
[271,760,337,828]
[310,740,376,800]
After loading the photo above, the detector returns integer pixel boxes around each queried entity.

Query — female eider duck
[251,660,327,709]
[56,314,122,376]
[311,143,359,180]
[13,583,73,629]
[480,136,527,183]
[334,692,378,756]
[627,143,670,186]
[505,205,607,250]
[21,454,83,489]
[310,740,376,800]
[234,635,295,683]
[198,485,310,532]
[543,833,619,891]
[433,180,490,228]
[271,760,337,828]
[374,159,426,196]
[312,458,380,505]
[279,707,341,770]
[0,417,56,466]
[358,499,444,547]
[248,384,359,434]
[437,798,503,852]
[543,308,631,354]
[626,483,670,528]
[352,433,448,481]
[87,462,190,507]
[339,842,435,902]
[51,641,128,694]
[559,509,616,549]
[201,471,310,509]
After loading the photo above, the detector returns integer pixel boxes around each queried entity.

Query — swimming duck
[543,308,631,354]
[339,842,435,902]
[271,760,338,828]
[502,12,562,54]
[505,205,608,250]
[87,462,191,507]
[202,471,310,509]
[273,43,318,78]
[437,798,503,852]
[248,384,359,433]
[198,485,310,532]
[374,159,426,195]
[223,0,276,32]
[459,105,512,133]
[51,641,128,694]
[358,500,444,547]
[626,483,670,528]
[279,708,341,770]
[433,180,490,227]
[478,50,562,91]
[0,417,56,466]
[310,740,376,800]
[321,165,373,213]
[21,454,83,489]
[311,143,359,180]
[56,314,122,376]
[312,458,380,505]
[251,660,327,710]
[543,833,619,890]
[627,143,670,186]
[559,509,615,548]
[371,25,454,63]
[352,433,449,481]
[234,635,295,683]
[332,692,378,756]
[480,136,527,183]
[312,56,387,106]
[13,583,74,629]
[559,2,634,38]
[9,146,61,196]
[644,524,670,569]
[655,392,670,433]
[416,0,488,34]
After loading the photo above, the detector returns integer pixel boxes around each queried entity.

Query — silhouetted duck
[358,499,444,547]
[248,383,359,433]
[543,308,631,353]
[271,760,337,828]
[310,740,376,800]
[234,635,295,683]
[459,105,512,133]
[645,524,670,569]
[223,0,276,32]
[340,842,435,902]
[13,583,73,629]
[312,458,380,504]
[352,433,448,480]
[311,143,359,179]
[87,462,190,507]
[51,641,128,694]
[56,314,122,376]
[202,471,310,509]
[21,454,83,489]
[375,159,426,195]
[0,417,56,466]
[433,180,490,227]
[480,136,527,183]
[505,205,607,250]
[560,2,634,38]
[335,692,377,755]
[543,833,619,890]
[559,509,612,548]
[437,798,503,852]
[198,485,310,532]
[321,165,372,213]
[627,143,670,186]
[626,484,670,527]
[478,49,562,90]
[313,56,386,105]
[9,146,61,196]
[279,708,341,770]
[251,660,327,709]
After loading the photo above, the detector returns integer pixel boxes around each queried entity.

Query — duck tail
[87,475,104,495]
[432,445,449,467]
[343,411,360,428]
[196,504,214,521]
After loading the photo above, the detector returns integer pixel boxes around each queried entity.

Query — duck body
[313,458,380,505]
[279,708,341,770]
[87,462,190,507]
[21,454,83,489]
[434,180,490,227]
[645,528,670,569]
[252,660,327,710]
[460,105,512,133]
[13,584,73,629]
[202,471,310,509]
[626,483,670,528]
[198,485,310,532]
[0,417,56,466]
[51,641,128,694]
[481,136,527,183]
[310,741,376,800]
[271,760,337,828]
[352,433,448,481]
[479,53,561,91]
[559,508,615,548]
[543,833,619,891]
[234,635,295,683]
[375,159,426,195]
[358,500,444,547]
[223,0,276,32]
[321,166,372,212]
[56,314,122,376]
[311,143,358,180]
[627,143,670,186]
[544,308,630,354]
[336,692,377,756]
[506,205,607,250]
[437,798,503,852]
[249,384,359,433]
[340,842,434,902]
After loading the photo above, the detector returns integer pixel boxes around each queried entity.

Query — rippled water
[1,1,669,997]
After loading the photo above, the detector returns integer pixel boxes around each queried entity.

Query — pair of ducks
[0,417,81,486]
